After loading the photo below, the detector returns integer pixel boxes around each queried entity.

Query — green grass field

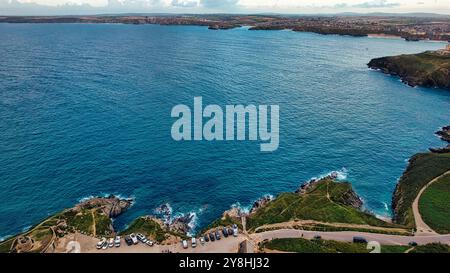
[393,152,450,228]
[409,243,450,253]
[419,173,450,234]
[263,238,410,253]
[246,178,397,231]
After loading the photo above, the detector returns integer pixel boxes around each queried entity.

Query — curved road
[412,171,450,236]
[251,229,450,246]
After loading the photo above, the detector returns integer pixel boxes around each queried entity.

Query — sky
[1,0,450,15]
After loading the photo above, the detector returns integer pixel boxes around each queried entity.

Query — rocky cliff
[368,51,450,90]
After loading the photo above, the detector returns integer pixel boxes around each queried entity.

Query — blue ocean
[0,24,449,239]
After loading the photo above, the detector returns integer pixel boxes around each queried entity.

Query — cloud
[200,0,238,9]
[353,0,400,8]
[171,0,198,8]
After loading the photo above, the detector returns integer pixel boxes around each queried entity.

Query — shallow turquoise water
[0,24,449,238]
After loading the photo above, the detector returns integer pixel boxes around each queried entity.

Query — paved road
[251,229,450,246]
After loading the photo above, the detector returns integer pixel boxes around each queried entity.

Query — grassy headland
[368,51,450,89]
[246,178,398,232]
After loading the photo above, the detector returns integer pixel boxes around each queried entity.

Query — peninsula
[368,46,450,90]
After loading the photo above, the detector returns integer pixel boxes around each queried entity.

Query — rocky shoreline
[368,50,450,90]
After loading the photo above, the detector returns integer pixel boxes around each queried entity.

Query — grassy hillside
[409,243,450,253]
[262,238,409,253]
[368,51,450,89]
[246,179,395,231]
[419,173,450,234]
[392,152,450,228]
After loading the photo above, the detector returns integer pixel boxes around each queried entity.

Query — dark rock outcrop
[74,195,132,218]
[249,195,273,214]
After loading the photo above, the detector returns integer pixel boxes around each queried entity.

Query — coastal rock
[429,126,450,153]
[154,203,195,234]
[168,213,195,234]
[74,195,132,218]
[368,51,450,90]
[436,126,450,143]
[249,195,273,214]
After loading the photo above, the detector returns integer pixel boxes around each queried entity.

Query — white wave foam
[309,167,348,182]
[78,193,134,204]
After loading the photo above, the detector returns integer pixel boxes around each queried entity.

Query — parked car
[228,228,233,236]
[209,232,215,242]
[222,227,229,237]
[353,236,368,244]
[108,238,114,248]
[313,235,322,240]
[137,233,147,243]
[96,238,106,249]
[101,240,108,250]
[182,240,188,249]
[114,236,121,247]
[191,237,197,248]
[146,240,154,247]
[200,237,205,245]
[124,235,133,246]
[130,233,138,244]
[409,241,418,247]
[204,234,210,242]
[232,224,238,237]
[215,230,221,240]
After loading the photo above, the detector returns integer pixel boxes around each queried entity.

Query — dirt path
[91,210,96,237]
[412,171,450,236]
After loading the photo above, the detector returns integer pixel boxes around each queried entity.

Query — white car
[108,238,114,248]
[130,233,138,244]
[96,238,106,249]
[200,237,205,245]
[191,237,197,248]
[232,224,238,237]
[182,240,188,249]
[101,240,108,250]
[137,233,147,243]
[114,236,121,247]
[145,240,154,247]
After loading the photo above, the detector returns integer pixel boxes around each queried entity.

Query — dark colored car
[353,236,368,244]
[204,234,210,242]
[222,227,229,237]
[409,241,418,247]
[124,235,133,246]
[209,232,215,242]
[215,230,221,240]
[313,235,322,240]
[228,228,233,236]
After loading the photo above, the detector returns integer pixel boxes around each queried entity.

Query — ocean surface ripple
[0,24,449,237]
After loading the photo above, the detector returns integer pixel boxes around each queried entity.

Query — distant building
[446,44,450,51]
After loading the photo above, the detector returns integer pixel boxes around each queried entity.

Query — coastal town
[1,14,450,41]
